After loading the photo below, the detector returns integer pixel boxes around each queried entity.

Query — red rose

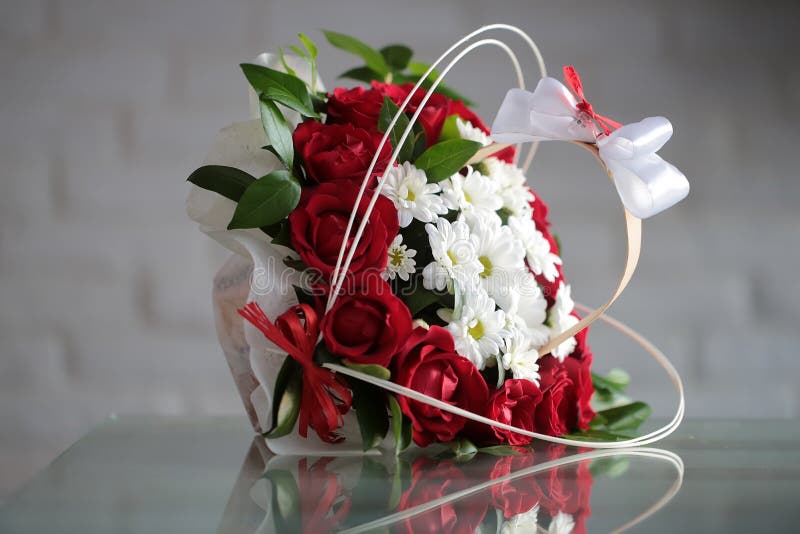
[292,120,391,184]
[326,86,385,131]
[535,356,573,436]
[397,457,488,534]
[321,275,412,367]
[537,452,593,534]
[562,325,596,431]
[486,379,543,446]
[489,453,542,518]
[372,81,450,146]
[288,181,399,278]
[448,99,515,163]
[395,326,489,446]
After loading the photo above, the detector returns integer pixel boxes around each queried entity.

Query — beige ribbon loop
[538,142,643,358]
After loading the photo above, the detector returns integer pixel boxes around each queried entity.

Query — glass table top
[0,416,797,533]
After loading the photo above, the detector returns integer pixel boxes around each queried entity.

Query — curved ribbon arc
[327,24,547,313]
[324,301,685,449]
[338,448,684,534]
[538,142,642,358]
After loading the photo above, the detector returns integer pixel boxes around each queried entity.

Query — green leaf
[597,401,652,432]
[439,115,461,142]
[592,369,631,393]
[227,170,301,230]
[288,45,306,58]
[478,445,527,457]
[277,48,297,77]
[344,362,391,380]
[349,379,390,451]
[378,97,417,162]
[187,165,255,202]
[590,456,630,478]
[261,219,292,248]
[407,60,436,79]
[402,286,441,315]
[448,438,478,462]
[264,358,302,439]
[388,396,412,455]
[339,66,382,84]
[388,458,411,509]
[264,469,301,532]
[380,44,413,71]
[411,129,427,161]
[323,30,389,76]
[240,63,318,118]
[297,32,318,59]
[259,98,294,170]
[414,139,482,182]
[591,370,634,411]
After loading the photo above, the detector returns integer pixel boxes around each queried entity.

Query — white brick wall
[1,0,798,496]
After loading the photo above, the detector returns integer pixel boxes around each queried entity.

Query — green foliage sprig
[323,30,475,105]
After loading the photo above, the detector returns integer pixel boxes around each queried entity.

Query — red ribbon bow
[563,65,621,136]
[238,302,352,443]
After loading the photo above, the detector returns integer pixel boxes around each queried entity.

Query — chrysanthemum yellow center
[447,250,457,264]
[479,256,492,277]
[404,188,415,201]
[468,319,484,340]
[389,249,404,266]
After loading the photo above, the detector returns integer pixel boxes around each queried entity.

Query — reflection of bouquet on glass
[188,28,676,453]
[220,443,683,534]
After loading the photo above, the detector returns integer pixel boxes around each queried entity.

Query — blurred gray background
[1,0,798,496]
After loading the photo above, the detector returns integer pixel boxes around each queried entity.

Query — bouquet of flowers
[187,27,687,454]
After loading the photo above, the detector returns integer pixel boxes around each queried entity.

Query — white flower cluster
[380,151,579,384]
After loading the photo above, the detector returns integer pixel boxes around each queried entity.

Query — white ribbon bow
[491,78,689,219]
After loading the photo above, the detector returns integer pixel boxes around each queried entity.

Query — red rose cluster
[395,324,594,448]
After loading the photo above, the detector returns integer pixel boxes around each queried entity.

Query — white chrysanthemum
[500,272,550,349]
[501,327,541,386]
[456,117,492,146]
[508,215,562,282]
[446,287,507,369]
[481,157,535,217]
[382,234,417,282]
[422,218,483,291]
[549,512,575,534]
[381,162,448,228]
[440,166,503,217]
[501,504,539,534]
[460,212,525,302]
[548,282,580,361]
